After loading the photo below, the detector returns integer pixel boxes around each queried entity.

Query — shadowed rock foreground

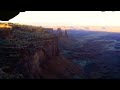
[0,23,84,79]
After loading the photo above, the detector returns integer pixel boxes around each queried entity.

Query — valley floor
[61,30,120,79]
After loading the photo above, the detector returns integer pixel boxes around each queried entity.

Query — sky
[9,11,120,32]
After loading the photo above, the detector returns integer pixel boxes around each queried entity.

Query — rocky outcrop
[64,30,68,38]
[0,24,59,78]
[57,28,63,37]
[0,24,83,79]
[56,28,69,38]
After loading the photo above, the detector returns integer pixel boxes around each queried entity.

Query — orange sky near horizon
[8,11,120,32]
[41,26,120,32]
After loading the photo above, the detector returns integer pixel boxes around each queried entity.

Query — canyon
[0,23,84,79]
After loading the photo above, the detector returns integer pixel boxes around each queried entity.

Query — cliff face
[17,38,60,78]
[0,23,84,79]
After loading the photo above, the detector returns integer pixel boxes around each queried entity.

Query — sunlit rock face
[0,23,13,39]
[0,23,12,29]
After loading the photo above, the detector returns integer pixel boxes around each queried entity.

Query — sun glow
[0,23,12,29]
[9,11,120,32]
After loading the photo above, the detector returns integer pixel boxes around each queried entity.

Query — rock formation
[0,23,84,79]
[0,23,60,78]
[64,30,68,38]
[57,28,63,37]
